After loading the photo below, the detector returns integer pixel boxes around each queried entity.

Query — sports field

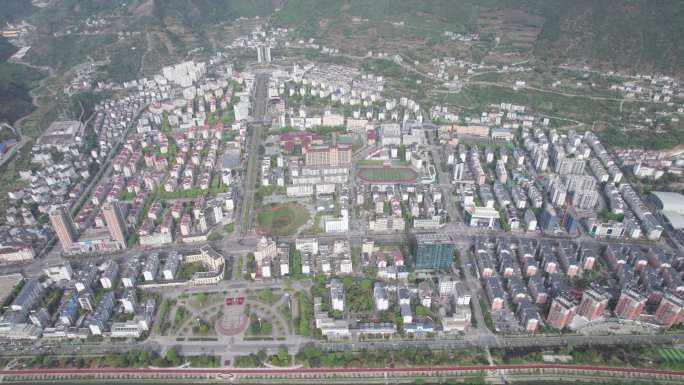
[357,166,418,183]
[659,348,684,363]
[256,203,309,236]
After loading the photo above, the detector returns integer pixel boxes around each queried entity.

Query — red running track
[0,364,683,376]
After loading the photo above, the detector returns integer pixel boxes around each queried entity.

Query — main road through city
[239,73,270,235]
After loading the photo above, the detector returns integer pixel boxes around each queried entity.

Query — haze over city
[0,1,683,384]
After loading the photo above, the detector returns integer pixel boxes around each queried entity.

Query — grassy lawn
[189,292,222,310]
[247,312,273,336]
[176,262,208,281]
[171,305,190,334]
[154,299,176,335]
[256,203,309,236]
[249,288,282,305]
[191,317,217,337]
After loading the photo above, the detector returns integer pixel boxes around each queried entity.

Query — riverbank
[0,364,683,385]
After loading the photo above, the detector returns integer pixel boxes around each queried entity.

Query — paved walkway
[216,312,249,337]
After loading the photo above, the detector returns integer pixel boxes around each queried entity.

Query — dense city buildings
[0,2,684,373]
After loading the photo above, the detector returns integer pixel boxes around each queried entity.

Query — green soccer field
[357,167,418,183]
[659,348,684,362]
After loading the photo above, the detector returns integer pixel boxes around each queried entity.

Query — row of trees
[295,345,488,368]
[234,347,290,368]
[296,291,313,337]
[25,348,187,369]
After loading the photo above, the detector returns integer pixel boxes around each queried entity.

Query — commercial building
[58,291,79,326]
[143,253,159,281]
[369,216,405,232]
[74,265,97,293]
[110,319,148,338]
[620,184,663,240]
[256,44,271,64]
[86,291,115,335]
[49,206,78,251]
[373,283,389,311]
[0,243,34,262]
[39,120,84,147]
[413,233,455,270]
[121,258,141,288]
[586,218,625,239]
[404,317,435,334]
[10,278,43,312]
[28,308,50,328]
[255,237,277,268]
[571,190,600,210]
[99,260,119,289]
[78,289,94,312]
[304,144,352,167]
[162,252,180,280]
[491,128,514,141]
[295,238,319,255]
[330,278,345,312]
[324,212,349,233]
[516,299,541,332]
[380,123,402,145]
[102,202,128,249]
[358,322,397,336]
[182,246,225,286]
[650,191,684,235]
[554,157,585,174]
[454,125,489,137]
[484,277,505,311]
[438,276,458,297]
[314,297,350,338]
[121,288,137,313]
[464,206,501,228]
[589,158,609,183]
[441,304,471,333]
[539,206,559,234]
[43,262,73,282]
[453,162,465,182]
[524,209,537,231]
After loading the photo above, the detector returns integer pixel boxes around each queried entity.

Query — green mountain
[535,0,684,75]
[12,0,684,75]
[0,0,36,26]
[269,0,684,76]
